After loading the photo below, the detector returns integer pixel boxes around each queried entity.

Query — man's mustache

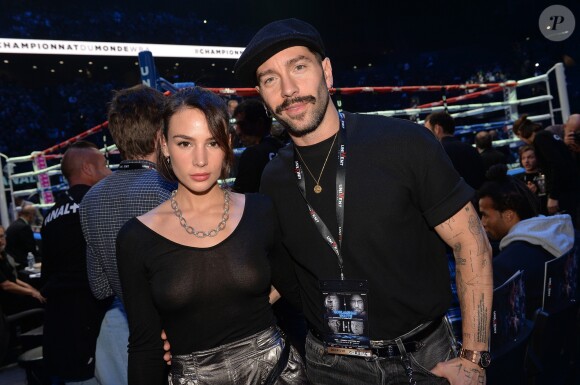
[275,96,316,114]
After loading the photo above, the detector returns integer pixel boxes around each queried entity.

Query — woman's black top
[116,193,300,385]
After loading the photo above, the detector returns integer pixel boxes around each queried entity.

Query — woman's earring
[166,156,171,165]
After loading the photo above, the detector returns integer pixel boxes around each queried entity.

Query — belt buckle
[326,346,373,358]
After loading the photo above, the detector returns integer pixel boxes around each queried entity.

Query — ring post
[554,62,570,123]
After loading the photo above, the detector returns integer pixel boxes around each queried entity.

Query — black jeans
[305,318,456,385]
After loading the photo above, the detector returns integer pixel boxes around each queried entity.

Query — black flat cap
[234,18,325,86]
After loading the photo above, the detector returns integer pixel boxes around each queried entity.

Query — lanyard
[294,113,347,279]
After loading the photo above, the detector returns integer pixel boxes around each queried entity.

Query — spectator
[12,196,44,230]
[563,114,580,228]
[563,114,580,169]
[226,98,240,118]
[5,204,41,267]
[513,114,580,227]
[478,164,575,318]
[0,224,45,315]
[79,84,175,385]
[475,130,507,172]
[40,141,112,385]
[515,145,548,215]
[232,98,285,193]
[546,124,565,139]
[425,111,486,191]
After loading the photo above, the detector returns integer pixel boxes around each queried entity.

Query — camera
[574,131,580,143]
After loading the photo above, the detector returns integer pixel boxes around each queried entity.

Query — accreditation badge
[319,279,371,357]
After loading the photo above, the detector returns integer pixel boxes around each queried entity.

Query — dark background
[0,0,579,156]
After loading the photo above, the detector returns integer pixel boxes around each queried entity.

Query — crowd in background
[1,4,578,157]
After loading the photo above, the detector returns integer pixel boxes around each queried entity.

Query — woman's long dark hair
[512,114,542,140]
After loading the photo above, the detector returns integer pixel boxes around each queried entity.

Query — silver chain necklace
[170,189,230,238]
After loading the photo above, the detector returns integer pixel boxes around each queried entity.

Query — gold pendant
[314,184,322,194]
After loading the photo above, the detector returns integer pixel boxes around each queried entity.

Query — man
[234,18,493,384]
[232,98,284,193]
[349,294,366,317]
[564,114,580,227]
[41,141,112,384]
[425,111,486,190]
[350,319,364,335]
[512,114,580,227]
[474,130,507,173]
[564,114,580,156]
[227,97,240,118]
[5,204,41,267]
[324,293,340,313]
[80,84,175,385]
[478,166,574,318]
[0,224,45,315]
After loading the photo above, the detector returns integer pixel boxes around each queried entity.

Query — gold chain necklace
[170,189,230,238]
[295,132,338,194]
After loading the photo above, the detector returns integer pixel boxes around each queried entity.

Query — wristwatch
[459,348,492,369]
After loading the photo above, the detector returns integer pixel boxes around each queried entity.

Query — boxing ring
[0,62,571,228]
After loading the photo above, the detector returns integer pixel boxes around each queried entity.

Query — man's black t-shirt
[260,112,474,339]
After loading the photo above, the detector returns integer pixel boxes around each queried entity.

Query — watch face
[480,351,492,368]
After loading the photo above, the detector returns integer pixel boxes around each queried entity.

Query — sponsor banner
[0,38,244,59]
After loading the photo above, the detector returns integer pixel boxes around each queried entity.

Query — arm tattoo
[456,269,467,300]
[442,217,456,232]
[477,294,488,343]
[458,362,486,385]
[468,215,487,256]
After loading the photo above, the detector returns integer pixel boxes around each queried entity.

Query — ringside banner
[0,38,244,59]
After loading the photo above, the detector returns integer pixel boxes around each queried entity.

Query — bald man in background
[5,203,41,268]
[41,141,112,384]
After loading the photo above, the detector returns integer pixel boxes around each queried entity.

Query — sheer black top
[116,193,300,385]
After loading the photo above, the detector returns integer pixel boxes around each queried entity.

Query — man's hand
[564,131,580,153]
[526,181,538,194]
[547,197,559,215]
[431,357,485,385]
[162,330,171,365]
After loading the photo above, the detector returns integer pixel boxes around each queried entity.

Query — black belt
[310,317,443,358]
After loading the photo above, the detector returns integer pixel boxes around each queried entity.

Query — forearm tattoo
[468,214,487,258]
[444,206,491,348]
[477,293,488,343]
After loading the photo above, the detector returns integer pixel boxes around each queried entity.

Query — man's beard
[270,87,330,138]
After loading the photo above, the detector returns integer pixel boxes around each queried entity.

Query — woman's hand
[162,330,172,365]
[269,286,281,304]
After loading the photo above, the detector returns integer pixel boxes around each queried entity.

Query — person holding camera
[564,114,580,160]
[563,114,580,227]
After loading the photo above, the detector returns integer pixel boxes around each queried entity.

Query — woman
[512,114,580,225]
[116,87,307,385]
[515,145,547,215]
